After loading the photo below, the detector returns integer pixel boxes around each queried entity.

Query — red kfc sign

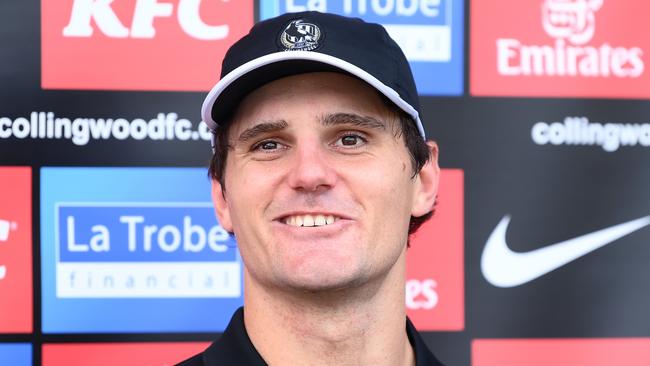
[473,338,650,366]
[0,167,32,333]
[41,0,253,91]
[406,169,464,331]
[471,0,650,98]
[42,342,210,365]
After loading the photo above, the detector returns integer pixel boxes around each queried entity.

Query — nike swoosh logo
[481,215,650,288]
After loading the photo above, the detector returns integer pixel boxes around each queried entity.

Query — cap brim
[201,51,425,137]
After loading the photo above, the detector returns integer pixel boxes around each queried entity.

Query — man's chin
[278,271,372,295]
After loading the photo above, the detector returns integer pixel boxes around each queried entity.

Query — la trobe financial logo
[41,0,253,91]
[40,168,242,333]
[471,0,650,98]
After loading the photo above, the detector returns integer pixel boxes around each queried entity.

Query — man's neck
[242,256,414,366]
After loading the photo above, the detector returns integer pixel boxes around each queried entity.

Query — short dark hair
[208,91,434,236]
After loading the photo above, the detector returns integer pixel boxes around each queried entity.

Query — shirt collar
[202,307,444,365]
[202,307,266,365]
[406,316,446,365]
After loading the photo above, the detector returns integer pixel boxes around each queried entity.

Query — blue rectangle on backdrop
[260,0,465,96]
[41,167,243,333]
[0,344,31,366]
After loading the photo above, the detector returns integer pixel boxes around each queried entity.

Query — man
[179,11,442,366]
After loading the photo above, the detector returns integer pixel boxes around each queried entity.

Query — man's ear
[411,141,440,217]
[211,179,233,232]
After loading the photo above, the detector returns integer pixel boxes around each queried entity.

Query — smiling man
[179,11,442,366]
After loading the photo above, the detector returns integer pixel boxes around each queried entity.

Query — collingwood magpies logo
[280,19,321,51]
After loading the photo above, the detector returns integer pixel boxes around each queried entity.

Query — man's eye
[335,134,366,147]
[253,140,281,151]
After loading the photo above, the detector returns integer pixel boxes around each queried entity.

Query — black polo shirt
[177,307,444,365]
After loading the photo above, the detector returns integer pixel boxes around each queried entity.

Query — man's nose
[286,143,337,192]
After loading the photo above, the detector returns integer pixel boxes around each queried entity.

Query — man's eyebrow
[236,120,289,143]
[321,113,387,131]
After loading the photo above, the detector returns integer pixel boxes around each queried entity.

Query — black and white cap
[201,11,425,137]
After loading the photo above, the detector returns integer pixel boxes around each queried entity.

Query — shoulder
[175,352,205,366]
[175,307,266,366]
[407,317,446,366]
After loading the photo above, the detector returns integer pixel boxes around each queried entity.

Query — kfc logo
[542,0,602,45]
[0,167,32,333]
[62,0,229,40]
[42,0,253,91]
[471,0,650,98]
[405,169,464,331]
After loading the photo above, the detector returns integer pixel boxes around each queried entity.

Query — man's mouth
[283,214,339,227]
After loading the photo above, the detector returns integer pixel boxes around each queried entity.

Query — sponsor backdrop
[0,0,648,365]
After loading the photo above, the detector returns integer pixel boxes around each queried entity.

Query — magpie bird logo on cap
[279,19,322,51]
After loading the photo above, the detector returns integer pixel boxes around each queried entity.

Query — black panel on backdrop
[1,1,649,366]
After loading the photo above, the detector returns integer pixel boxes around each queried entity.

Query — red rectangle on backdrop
[406,169,464,331]
[471,0,650,98]
[41,0,253,91]
[473,338,650,366]
[42,342,210,366]
[0,167,33,333]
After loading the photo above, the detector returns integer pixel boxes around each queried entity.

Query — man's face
[212,72,438,292]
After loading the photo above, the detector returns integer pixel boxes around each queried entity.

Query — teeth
[284,214,339,227]
[303,215,314,226]
[314,215,326,226]
[326,215,334,225]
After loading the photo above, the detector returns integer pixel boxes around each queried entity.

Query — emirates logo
[495,0,644,78]
[542,0,603,45]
